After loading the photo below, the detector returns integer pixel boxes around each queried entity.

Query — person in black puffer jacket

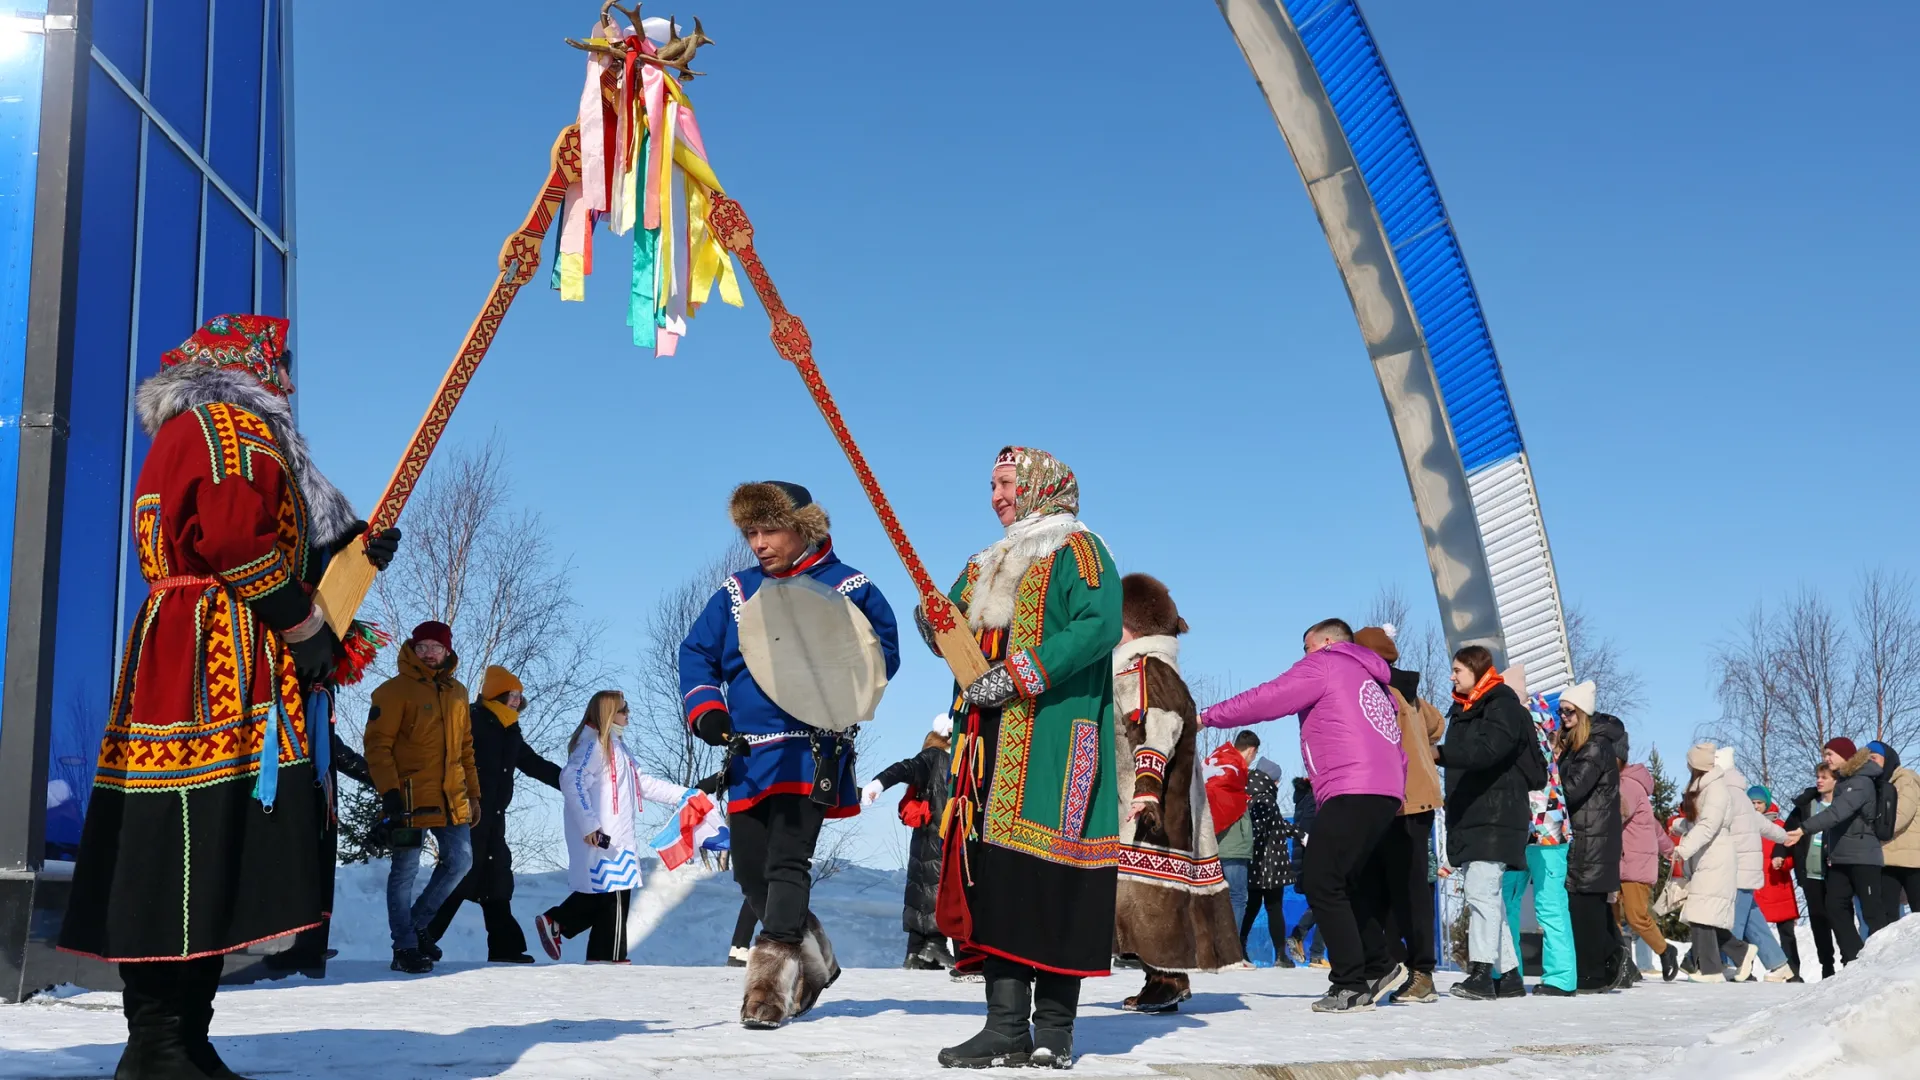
[422,666,562,962]
[1244,760,1302,964]
[1554,683,1622,991]
[1433,648,1536,1000]
[1284,777,1323,963]
[862,715,955,969]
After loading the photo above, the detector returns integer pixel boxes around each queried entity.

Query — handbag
[1650,877,1688,918]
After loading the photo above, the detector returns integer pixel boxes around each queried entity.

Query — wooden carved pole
[314,126,583,634]
[706,193,989,687]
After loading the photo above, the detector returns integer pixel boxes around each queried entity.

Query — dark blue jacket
[679,541,900,815]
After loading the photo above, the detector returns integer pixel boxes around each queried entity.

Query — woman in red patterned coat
[59,315,398,1080]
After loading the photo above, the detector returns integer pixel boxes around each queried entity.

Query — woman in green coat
[919,446,1122,1070]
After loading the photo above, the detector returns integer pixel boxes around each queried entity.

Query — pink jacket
[1202,642,1406,802]
[1618,763,1672,885]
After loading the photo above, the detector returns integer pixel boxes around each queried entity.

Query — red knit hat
[409,621,453,650]
[1825,737,1858,760]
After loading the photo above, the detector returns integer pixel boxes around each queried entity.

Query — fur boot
[739,915,841,1029]
[1121,968,1191,1014]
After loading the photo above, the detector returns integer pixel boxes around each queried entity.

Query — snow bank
[328,859,913,966]
[1658,916,1920,1080]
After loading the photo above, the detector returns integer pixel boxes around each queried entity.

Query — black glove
[695,771,727,795]
[287,623,342,688]
[911,604,942,656]
[695,710,734,748]
[963,662,1019,708]
[382,789,404,821]
[363,527,401,571]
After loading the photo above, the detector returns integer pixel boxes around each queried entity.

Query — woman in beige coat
[1673,742,1754,982]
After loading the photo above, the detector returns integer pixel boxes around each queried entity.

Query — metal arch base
[1216,0,1574,694]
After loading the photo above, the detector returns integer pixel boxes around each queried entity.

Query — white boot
[1764,964,1795,983]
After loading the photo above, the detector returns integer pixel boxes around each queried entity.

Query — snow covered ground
[6,860,1916,1079]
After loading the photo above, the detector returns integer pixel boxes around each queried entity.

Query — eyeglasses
[616,706,631,715]
[1558,706,1576,717]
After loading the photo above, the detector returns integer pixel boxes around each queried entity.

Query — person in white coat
[1674,742,1755,982]
[535,690,714,962]
[1716,747,1795,981]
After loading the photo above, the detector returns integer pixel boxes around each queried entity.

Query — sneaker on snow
[1223,960,1257,971]
[1310,988,1373,1014]
[1532,983,1575,997]
[390,948,433,974]
[1285,936,1307,966]
[1731,948,1757,983]
[1396,971,1438,1004]
[1786,974,1805,983]
[1687,968,1731,983]
[1111,953,1144,970]
[534,914,563,961]
[416,936,443,963]
[949,968,984,984]
[1366,963,1409,1003]
[1309,957,1331,969]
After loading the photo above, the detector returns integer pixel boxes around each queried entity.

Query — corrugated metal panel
[1467,457,1572,694]
[1286,0,1522,472]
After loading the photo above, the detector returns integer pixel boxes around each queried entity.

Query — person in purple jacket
[1202,618,1408,1013]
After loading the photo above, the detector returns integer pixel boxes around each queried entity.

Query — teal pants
[1501,844,1576,992]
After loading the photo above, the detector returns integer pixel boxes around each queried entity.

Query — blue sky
[292,2,1920,864]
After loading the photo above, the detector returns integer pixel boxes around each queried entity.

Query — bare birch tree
[1564,604,1644,717]
[1710,605,1789,787]
[1852,568,1920,748]
[1772,588,1855,771]
[334,438,610,869]
[1366,583,1452,711]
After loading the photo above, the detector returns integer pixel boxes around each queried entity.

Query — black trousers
[1299,794,1399,993]
[1370,811,1436,974]
[544,889,632,961]
[731,793,826,944]
[1825,862,1885,963]
[423,890,530,960]
[1240,887,1291,964]
[1798,876,1838,975]
[1880,865,1920,925]
[731,899,759,950]
[1567,891,1618,987]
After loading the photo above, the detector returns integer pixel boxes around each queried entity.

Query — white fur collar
[966,513,1086,631]
[135,364,360,546]
[1113,634,1179,675]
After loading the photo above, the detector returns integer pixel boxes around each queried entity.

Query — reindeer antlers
[563,5,713,81]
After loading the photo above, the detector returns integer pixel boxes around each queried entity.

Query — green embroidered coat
[941,530,1123,975]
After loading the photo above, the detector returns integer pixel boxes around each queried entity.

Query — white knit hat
[1560,680,1597,717]
[931,714,953,739]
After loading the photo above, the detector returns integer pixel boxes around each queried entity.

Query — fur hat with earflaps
[1121,574,1188,637]
[729,481,830,546]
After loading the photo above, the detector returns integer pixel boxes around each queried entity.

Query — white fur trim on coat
[966,513,1088,631]
[134,364,360,546]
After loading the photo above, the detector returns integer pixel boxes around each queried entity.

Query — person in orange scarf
[1432,646,1537,1000]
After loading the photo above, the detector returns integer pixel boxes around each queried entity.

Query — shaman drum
[736,574,888,732]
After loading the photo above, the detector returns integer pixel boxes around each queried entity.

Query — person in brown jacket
[1354,625,1444,1003]
[365,620,478,973]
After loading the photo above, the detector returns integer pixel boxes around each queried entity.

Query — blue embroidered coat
[679,541,900,817]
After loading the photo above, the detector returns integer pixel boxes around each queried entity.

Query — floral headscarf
[160,314,294,395]
[994,445,1078,519]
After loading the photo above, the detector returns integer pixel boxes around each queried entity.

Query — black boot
[1448,962,1497,1001]
[177,957,252,1080]
[1029,970,1080,1069]
[938,961,1033,1068]
[1496,968,1527,998]
[116,963,209,1080]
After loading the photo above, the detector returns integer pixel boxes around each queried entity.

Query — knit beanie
[409,621,453,650]
[1825,737,1858,761]
[480,665,523,701]
[1747,784,1773,806]
[1867,740,1891,759]
[1686,742,1717,772]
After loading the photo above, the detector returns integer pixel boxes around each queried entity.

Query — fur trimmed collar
[966,513,1087,631]
[1113,634,1179,675]
[135,364,360,547]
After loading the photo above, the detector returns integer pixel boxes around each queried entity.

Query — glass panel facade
[29,1,294,857]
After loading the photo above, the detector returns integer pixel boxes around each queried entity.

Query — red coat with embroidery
[61,400,324,962]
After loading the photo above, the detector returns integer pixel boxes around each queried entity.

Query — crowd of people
[50,312,1919,1079]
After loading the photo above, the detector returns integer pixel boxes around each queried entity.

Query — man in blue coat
[681,481,900,1027]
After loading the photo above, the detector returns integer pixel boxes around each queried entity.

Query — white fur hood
[1113,635,1179,675]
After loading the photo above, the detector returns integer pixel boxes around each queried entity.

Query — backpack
[1872,775,1899,843]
